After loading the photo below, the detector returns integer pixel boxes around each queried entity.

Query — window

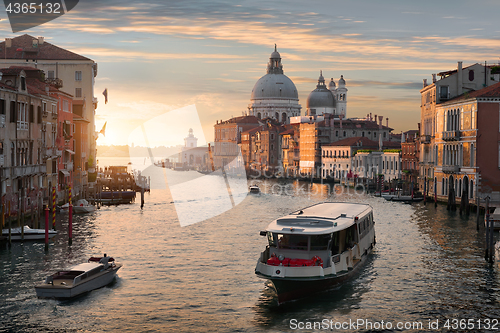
[9,101,15,122]
[47,70,55,79]
[469,70,474,81]
[75,71,82,81]
[75,88,82,98]
[0,99,5,115]
[63,100,69,112]
[20,77,26,91]
[440,86,449,100]
[29,104,34,123]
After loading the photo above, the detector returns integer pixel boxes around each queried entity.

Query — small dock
[89,166,150,206]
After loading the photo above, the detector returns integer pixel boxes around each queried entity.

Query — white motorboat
[35,255,122,299]
[485,208,500,230]
[255,202,375,304]
[73,199,96,214]
[249,185,260,194]
[2,226,57,241]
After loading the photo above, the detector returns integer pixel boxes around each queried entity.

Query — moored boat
[73,199,96,214]
[485,208,500,230]
[255,202,375,304]
[35,254,122,299]
[2,226,57,241]
[388,195,423,203]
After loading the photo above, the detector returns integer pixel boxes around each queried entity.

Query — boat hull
[73,206,96,214]
[2,227,57,241]
[35,263,122,299]
[256,248,373,305]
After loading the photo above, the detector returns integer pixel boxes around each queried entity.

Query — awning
[59,170,70,177]
[65,149,75,155]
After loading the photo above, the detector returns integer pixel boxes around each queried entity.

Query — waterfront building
[0,34,98,195]
[280,125,300,177]
[432,81,500,205]
[0,67,57,216]
[419,61,499,198]
[321,137,401,184]
[298,114,393,176]
[213,115,261,169]
[247,46,301,123]
[401,129,420,189]
[180,128,208,169]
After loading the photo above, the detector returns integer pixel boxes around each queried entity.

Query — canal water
[1,174,499,332]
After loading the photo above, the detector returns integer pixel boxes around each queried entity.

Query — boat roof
[492,208,500,220]
[70,262,102,272]
[265,202,372,235]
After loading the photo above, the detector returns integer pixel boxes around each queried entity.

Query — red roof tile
[445,81,500,103]
[0,34,92,61]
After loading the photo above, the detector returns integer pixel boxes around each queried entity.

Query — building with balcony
[0,34,98,185]
[0,67,53,217]
[432,81,500,206]
[419,61,499,199]
[401,129,420,190]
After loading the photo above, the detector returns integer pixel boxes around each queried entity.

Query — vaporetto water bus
[255,202,375,304]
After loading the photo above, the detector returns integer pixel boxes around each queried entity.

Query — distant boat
[249,185,260,194]
[2,226,57,241]
[385,195,424,203]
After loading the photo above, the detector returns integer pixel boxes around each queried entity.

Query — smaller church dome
[306,71,336,109]
[328,78,336,90]
[338,75,346,86]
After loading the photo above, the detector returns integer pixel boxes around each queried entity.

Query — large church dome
[251,73,298,100]
[247,45,301,123]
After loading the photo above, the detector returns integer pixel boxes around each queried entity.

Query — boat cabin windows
[309,234,331,251]
[330,232,340,255]
[277,234,308,250]
[267,232,308,251]
[357,213,374,238]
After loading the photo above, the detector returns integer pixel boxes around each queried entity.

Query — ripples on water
[1,176,500,332]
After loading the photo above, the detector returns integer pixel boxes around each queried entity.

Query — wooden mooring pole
[8,201,11,248]
[485,197,493,262]
[52,186,56,231]
[68,186,73,246]
[476,195,481,231]
[140,176,145,209]
[44,205,49,252]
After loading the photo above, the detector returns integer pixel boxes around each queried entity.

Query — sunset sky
[1,0,500,147]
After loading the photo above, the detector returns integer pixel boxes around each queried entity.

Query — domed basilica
[247,46,348,123]
[248,45,301,123]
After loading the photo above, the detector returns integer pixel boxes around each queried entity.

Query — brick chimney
[457,61,463,95]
